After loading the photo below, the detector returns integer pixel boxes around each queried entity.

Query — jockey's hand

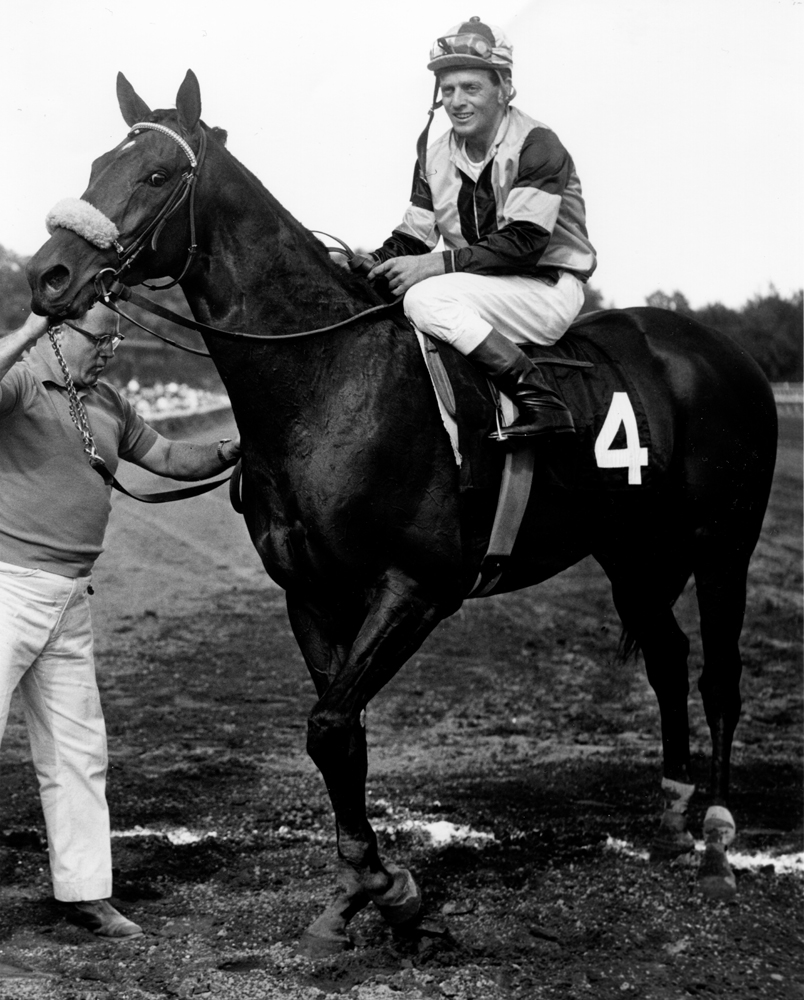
[367,254,445,297]
[348,253,377,277]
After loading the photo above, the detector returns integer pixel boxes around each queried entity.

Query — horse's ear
[176,70,201,133]
[117,72,152,127]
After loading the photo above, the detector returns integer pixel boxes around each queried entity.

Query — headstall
[110,121,208,289]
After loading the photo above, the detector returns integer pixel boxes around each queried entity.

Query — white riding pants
[0,561,111,902]
[403,270,585,355]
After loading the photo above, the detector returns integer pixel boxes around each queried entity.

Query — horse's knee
[307,711,342,766]
[306,709,362,769]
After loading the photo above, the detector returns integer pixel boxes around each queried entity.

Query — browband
[128,121,198,167]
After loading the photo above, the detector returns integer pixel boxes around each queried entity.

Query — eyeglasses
[89,332,124,352]
[431,32,494,61]
[62,321,125,352]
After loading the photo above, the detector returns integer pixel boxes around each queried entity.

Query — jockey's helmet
[416,17,514,177]
[427,17,513,76]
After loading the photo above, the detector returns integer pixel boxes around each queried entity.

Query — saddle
[419,310,659,596]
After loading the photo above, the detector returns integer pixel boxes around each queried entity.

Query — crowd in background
[118,379,229,420]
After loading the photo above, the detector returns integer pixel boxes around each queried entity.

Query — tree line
[2,242,801,383]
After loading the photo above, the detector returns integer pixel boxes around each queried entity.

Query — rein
[96,273,400,353]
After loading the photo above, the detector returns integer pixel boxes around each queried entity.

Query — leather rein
[97,274,399,357]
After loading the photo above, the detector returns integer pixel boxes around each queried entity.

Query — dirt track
[0,412,801,1000]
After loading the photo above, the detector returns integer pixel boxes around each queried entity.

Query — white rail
[773,382,803,414]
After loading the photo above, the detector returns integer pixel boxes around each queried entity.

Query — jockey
[359,17,597,441]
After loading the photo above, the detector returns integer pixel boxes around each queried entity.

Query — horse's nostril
[42,265,71,294]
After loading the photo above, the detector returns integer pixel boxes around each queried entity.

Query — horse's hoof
[650,834,695,863]
[703,805,736,848]
[297,928,353,959]
[698,843,737,901]
[370,864,422,926]
[650,810,695,862]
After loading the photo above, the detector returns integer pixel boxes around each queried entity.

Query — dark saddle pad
[428,310,660,493]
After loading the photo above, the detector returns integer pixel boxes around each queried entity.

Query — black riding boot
[467,329,575,441]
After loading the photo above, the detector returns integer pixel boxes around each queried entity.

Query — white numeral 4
[594,392,648,485]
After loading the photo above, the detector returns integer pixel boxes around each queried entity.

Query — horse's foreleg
[288,577,448,955]
[285,597,374,954]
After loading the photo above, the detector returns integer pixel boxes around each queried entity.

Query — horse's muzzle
[26,229,110,317]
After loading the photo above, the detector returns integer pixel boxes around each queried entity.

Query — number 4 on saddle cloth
[418,310,663,598]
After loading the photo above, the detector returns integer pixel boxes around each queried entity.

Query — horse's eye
[148,172,167,187]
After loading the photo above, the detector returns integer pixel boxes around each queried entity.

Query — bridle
[107,121,208,291]
[88,121,398,351]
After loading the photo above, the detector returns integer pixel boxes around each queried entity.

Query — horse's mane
[167,113,384,307]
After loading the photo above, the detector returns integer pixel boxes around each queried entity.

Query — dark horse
[27,72,777,955]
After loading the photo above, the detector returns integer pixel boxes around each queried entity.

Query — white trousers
[403,270,585,355]
[0,561,111,902]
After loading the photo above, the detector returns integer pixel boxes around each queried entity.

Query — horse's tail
[615,628,640,663]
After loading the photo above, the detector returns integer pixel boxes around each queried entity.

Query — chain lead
[47,328,105,467]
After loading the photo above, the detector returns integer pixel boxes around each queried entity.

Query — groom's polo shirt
[0,343,156,577]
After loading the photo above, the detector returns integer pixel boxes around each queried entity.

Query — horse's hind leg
[692,552,751,900]
[606,573,697,861]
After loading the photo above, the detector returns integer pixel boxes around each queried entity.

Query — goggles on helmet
[430,32,495,63]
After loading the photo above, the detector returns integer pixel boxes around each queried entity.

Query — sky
[1,0,801,310]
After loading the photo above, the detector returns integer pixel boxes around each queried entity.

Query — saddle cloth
[419,313,659,495]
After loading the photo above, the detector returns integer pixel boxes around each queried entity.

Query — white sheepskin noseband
[45,198,120,250]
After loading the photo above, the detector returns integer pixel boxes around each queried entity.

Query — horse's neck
[175,142,418,434]
[180,143,370,336]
